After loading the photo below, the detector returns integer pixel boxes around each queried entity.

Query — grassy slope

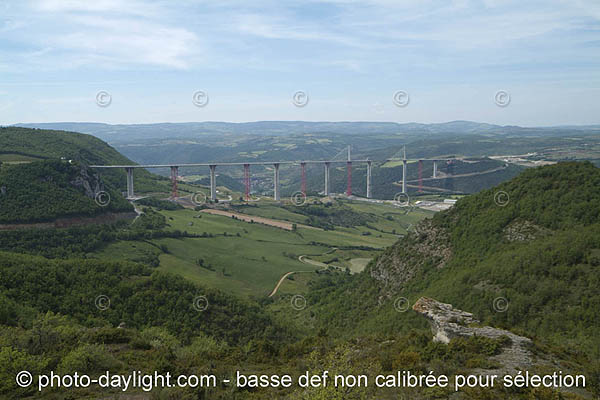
[95,202,431,297]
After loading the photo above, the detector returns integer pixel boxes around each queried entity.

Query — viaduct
[90,147,458,201]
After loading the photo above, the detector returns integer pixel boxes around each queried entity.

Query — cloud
[3,0,200,70]
[3,0,599,73]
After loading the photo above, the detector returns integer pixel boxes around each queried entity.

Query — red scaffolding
[244,164,250,201]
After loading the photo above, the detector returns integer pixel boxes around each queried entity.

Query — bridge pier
[366,161,372,198]
[209,165,217,201]
[324,162,330,196]
[346,161,352,196]
[402,160,407,193]
[433,161,438,178]
[418,160,423,192]
[301,162,307,195]
[273,163,280,201]
[125,167,134,199]
[170,166,179,198]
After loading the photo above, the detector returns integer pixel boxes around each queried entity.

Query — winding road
[266,247,372,297]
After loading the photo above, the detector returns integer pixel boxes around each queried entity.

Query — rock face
[70,165,105,199]
[370,219,451,293]
[413,297,533,373]
[503,219,551,242]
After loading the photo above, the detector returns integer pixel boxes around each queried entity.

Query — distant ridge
[14,121,600,143]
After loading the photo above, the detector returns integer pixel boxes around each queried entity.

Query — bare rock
[413,297,533,373]
[503,219,551,242]
[70,166,104,199]
[370,219,451,293]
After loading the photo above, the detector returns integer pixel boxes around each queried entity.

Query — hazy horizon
[11,119,600,129]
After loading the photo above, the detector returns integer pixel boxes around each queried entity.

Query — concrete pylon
[324,162,330,196]
[366,161,372,198]
[209,165,217,201]
[402,160,407,194]
[170,166,179,198]
[273,163,280,201]
[346,162,352,196]
[125,167,134,199]
[433,161,438,178]
[402,145,407,194]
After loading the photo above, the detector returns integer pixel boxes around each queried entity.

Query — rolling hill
[0,159,133,224]
[0,127,167,193]
[300,162,600,396]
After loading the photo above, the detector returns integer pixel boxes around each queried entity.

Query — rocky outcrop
[370,219,451,293]
[70,165,105,199]
[503,219,551,242]
[413,297,533,373]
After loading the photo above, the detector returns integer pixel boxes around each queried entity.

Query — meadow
[95,198,432,298]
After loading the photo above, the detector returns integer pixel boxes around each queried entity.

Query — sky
[1,0,599,126]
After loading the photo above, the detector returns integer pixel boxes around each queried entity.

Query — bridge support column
[170,166,179,199]
[301,162,307,195]
[209,165,217,201]
[346,161,352,196]
[273,163,280,201]
[324,162,330,196]
[366,161,372,198]
[433,161,438,178]
[244,164,250,201]
[402,160,407,194]
[125,167,134,199]
[418,160,423,193]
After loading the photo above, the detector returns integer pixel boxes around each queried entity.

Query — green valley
[0,127,599,399]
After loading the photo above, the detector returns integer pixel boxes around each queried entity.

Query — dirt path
[268,248,339,297]
[268,271,304,297]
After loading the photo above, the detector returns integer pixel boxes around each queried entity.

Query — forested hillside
[0,160,598,398]
[0,160,132,224]
[301,162,600,396]
[0,127,166,192]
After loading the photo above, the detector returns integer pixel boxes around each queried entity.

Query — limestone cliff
[369,218,451,294]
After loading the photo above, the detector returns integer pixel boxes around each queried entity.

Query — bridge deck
[90,160,372,168]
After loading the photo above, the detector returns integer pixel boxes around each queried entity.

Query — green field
[95,199,431,298]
